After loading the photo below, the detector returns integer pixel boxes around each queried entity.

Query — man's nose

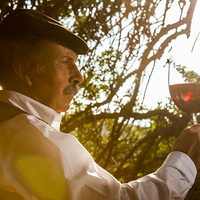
[69,64,84,85]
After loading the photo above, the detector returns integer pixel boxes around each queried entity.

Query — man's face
[29,42,84,113]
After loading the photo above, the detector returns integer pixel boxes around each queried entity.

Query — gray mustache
[63,84,79,95]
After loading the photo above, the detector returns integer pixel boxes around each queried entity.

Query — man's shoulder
[0,113,41,133]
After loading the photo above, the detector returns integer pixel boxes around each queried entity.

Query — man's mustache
[63,84,80,95]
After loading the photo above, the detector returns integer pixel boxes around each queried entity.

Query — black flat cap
[0,9,89,55]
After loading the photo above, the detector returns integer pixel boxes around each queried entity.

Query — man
[0,8,199,200]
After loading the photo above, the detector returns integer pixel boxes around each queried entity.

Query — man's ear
[13,62,33,86]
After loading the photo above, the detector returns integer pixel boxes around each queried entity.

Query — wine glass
[168,54,200,125]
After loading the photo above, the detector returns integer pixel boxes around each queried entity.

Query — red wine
[169,83,200,114]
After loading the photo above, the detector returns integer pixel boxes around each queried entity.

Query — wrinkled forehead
[47,42,78,60]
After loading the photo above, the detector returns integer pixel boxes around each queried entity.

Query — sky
[142,0,200,109]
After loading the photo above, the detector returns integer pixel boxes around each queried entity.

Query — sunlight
[142,1,200,109]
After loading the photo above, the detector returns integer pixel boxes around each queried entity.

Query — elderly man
[0,8,199,200]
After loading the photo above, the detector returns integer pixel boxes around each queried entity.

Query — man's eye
[63,60,69,65]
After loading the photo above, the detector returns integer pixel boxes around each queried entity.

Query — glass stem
[193,113,198,125]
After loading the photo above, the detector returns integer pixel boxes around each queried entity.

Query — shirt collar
[0,90,62,131]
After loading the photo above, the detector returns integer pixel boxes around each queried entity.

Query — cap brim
[0,9,89,55]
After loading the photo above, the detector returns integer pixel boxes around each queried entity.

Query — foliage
[1,0,199,199]
[169,58,200,83]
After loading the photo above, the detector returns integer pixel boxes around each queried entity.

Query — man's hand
[172,124,200,170]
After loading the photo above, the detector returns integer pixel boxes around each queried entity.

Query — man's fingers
[172,124,200,170]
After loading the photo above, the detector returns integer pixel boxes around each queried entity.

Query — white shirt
[0,90,197,200]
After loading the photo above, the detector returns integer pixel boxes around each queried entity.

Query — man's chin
[56,104,70,114]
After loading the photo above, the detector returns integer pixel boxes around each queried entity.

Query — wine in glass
[168,56,200,125]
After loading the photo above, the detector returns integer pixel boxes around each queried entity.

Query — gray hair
[0,36,50,87]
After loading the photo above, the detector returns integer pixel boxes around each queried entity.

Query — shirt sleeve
[120,151,197,200]
[46,130,197,200]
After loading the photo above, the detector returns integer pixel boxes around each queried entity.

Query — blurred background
[1,1,200,199]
